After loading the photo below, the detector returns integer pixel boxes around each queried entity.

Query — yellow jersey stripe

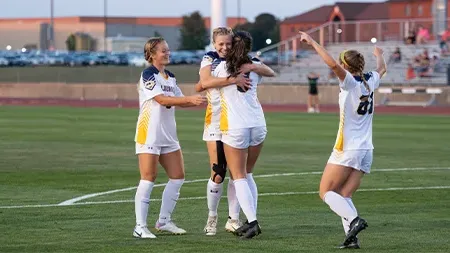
[334,111,345,151]
[219,92,228,132]
[136,101,151,144]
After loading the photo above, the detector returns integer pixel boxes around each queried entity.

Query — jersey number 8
[357,92,374,115]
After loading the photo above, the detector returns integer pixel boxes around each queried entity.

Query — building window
[418,5,423,16]
[405,4,411,16]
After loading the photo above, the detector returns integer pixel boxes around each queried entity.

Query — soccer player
[196,27,274,236]
[195,27,250,236]
[133,37,206,239]
[299,31,387,248]
[307,72,320,113]
[212,30,275,239]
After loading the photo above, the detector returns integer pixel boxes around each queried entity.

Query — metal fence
[257,18,447,66]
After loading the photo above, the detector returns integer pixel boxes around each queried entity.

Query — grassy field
[0,106,449,253]
[0,65,200,84]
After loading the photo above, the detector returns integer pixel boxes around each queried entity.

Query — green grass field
[0,65,200,84]
[0,106,449,253]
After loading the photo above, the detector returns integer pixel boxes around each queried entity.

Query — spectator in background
[439,29,450,55]
[307,72,320,113]
[406,29,416,45]
[416,26,430,44]
[415,49,432,77]
[388,47,402,64]
[406,63,416,81]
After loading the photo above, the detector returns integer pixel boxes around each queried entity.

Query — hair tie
[340,50,349,66]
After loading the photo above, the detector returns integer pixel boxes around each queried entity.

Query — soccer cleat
[225,216,243,233]
[232,220,250,236]
[240,220,262,239]
[343,217,368,246]
[133,225,157,239]
[307,107,315,113]
[339,236,360,249]
[155,221,187,235]
[204,215,218,236]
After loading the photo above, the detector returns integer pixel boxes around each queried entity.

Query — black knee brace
[212,141,227,183]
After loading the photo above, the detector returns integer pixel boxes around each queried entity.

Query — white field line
[1,185,449,209]
[57,167,450,206]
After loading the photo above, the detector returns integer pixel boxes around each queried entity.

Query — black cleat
[339,236,360,249]
[240,220,261,240]
[343,217,368,246]
[232,220,249,237]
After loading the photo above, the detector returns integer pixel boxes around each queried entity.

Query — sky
[2,0,385,21]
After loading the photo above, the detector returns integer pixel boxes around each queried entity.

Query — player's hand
[234,73,251,91]
[239,63,255,74]
[187,94,207,106]
[373,46,384,57]
[298,31,313,45]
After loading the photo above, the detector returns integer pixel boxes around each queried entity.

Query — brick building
[0,16,246,51]
[280,0,445,44]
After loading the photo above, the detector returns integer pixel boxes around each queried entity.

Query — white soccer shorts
[221,126,267,149]
[135,142,181,155]
[327,149,373,174]
[202,124,222,142]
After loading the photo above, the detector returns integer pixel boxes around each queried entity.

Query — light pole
[104,0,108,52]
[237,0,241,25]
[50,0,54,50]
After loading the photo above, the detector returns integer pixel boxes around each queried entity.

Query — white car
[0,57,9,66]
[129,57,149,67]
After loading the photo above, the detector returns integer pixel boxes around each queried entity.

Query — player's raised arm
[299,31,347,82]
[373,46,387,78]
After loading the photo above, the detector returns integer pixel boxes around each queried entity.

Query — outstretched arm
[154,94,206,108]
[240,63,276,77]
[299,31,347,82]
[374,46,387,77]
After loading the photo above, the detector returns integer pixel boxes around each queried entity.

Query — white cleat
[204,215,218,236]
[155,221,187,235]
[133,225,157,239]
[225,217,242,233]
[307,107,315,113]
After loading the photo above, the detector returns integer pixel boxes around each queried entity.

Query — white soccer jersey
[134,66,184,146]
[333,70,381,151]
[200,51,222,134]
[213,57,266,131]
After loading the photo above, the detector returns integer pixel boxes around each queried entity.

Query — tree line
[179,11,280,51]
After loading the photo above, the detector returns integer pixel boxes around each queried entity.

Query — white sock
[324,191,357,223]
[227,179,240,220]
[135,180,154,226]
[247,173,258,213]
[158,179,184,224]
[233,178,257,223]
[341,197,358,234]
[206,179,223,217]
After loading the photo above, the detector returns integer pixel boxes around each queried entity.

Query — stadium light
[266,39,272,45]
[21,48,27,53]
[371,37,377,44]
[6,45,11,50]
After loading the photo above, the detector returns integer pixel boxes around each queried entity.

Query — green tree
[65,34,76,51]
[234,13,280,51]
[179,11,208,50]
[251,13,280,51]
[153,31,162,37]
